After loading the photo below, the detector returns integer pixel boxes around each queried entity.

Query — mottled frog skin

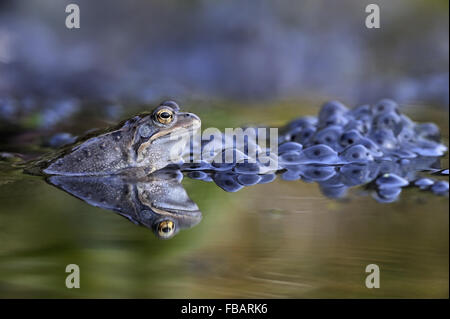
[34,101,200,176]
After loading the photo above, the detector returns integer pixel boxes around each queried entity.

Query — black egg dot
[352,153,359,159]
[348,139,354,144]
[314,150,321,156]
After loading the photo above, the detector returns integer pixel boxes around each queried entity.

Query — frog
[26,101,201,177]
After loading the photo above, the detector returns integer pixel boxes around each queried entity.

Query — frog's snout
[180,112,201,129]
[183,112,200,121]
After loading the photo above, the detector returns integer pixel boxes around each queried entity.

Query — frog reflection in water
[32,101,201,177]
[48,169,201,239]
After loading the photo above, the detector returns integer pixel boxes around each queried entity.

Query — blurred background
[0,0,448,129]
[0,0,448,299]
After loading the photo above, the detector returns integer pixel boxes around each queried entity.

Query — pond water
[0,101,448,298]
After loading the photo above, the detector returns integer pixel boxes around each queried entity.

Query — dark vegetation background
[0,0,448,131]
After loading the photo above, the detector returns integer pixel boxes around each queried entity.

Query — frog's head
[131,101,201,168]
[41,101,201,176]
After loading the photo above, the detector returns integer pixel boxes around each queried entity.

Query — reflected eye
[156,108,174,124]
[157,220,175,238]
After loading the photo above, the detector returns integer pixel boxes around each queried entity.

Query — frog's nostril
[187,113,201,123]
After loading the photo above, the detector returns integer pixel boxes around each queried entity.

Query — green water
[0,101,448,298]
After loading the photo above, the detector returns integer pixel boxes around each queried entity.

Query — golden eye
[156,108,174,124]
[157,220,175,238]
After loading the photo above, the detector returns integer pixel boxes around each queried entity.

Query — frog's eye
[155,108,174,124]
[157,220,175,238]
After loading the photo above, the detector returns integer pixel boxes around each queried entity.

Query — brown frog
[30,101,201,176]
